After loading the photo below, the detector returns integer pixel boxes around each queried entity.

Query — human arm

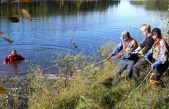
[134,46,141,53]
[158,40,169,63]
[3,56,10,64]
[144,50,152,58]
[151,60,162,69]
[140,38,146,49]
[142,37,154,54]
[106,42,122,60]
[15,55,25,60]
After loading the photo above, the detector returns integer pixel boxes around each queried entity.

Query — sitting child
[4,49,25,64]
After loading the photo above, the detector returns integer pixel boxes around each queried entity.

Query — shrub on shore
[0,41,169,109]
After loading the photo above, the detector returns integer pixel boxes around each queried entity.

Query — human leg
[113,60,127,83]
[132,58,149,78]
[125,60,135,80]
[132,58,149,85]
[150,61,169,83]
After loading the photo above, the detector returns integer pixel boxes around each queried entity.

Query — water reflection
[0,0,120,18]
[0,0,168,74]
[130,0,169,11]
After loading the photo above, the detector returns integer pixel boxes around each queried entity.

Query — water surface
[0,0,168,73]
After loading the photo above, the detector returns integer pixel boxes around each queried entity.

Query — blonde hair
[140,24,151,33]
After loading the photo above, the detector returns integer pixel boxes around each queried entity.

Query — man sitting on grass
[107,31,138,83]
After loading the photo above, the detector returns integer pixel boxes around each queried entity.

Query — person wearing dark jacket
[135,24,154,55]
[132,28,169,85]
[107,31,138,82]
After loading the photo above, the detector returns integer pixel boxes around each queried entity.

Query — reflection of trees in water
[130,0,169,11]
[0,0,120,18]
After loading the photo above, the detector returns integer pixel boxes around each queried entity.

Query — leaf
[2,37,14,43]
[0,87,6,94]
[9,16,19,23]
[0,31,3,34]
[21,9,32,20]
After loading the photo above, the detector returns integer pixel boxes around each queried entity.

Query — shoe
[149,79,158,85]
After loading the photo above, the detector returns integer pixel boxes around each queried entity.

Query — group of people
[3,24,169,85]
[107,24,169,85]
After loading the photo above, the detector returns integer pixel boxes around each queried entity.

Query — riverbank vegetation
[0,41,169,108]
[0,0,169,108]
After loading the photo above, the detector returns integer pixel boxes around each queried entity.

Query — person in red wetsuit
[4,49,25,64]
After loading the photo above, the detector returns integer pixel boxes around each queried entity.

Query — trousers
[133,58,168,81]
[114,54,138,80]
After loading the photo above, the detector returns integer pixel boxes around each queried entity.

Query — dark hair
[152,28,161,37]
[121,31,130,38]
[126,32,130,37]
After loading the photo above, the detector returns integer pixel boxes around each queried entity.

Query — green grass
[27,41,169,109]
[0,41,169,109]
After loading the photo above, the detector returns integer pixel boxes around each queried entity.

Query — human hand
[151,61,162,69]
[135,47,141,52]
[137,50,143,55]
[144,52,151,58]
[117,52,123,58]
[151,64,156,69]
[3,61,7,64]
[106,54,112,60]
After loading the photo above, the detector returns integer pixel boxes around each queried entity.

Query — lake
[0,0,168,74]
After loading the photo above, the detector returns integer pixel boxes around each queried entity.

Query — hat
[152,28,161,36]
[121,31,130,39]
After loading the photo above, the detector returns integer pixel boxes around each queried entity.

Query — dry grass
[0,41,169,109]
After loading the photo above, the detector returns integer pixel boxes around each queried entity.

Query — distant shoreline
[0,0,119,3]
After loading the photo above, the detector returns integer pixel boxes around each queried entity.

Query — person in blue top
[107,31,138,82]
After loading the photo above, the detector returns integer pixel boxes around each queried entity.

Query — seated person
[135,24,154,55]
[107,31,138,82]
[132,28,169,85]
[4,49,25,64]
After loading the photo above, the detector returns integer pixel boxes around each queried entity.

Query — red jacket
[4,54,25,64]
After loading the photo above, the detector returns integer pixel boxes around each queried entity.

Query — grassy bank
[0,41,169,109]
